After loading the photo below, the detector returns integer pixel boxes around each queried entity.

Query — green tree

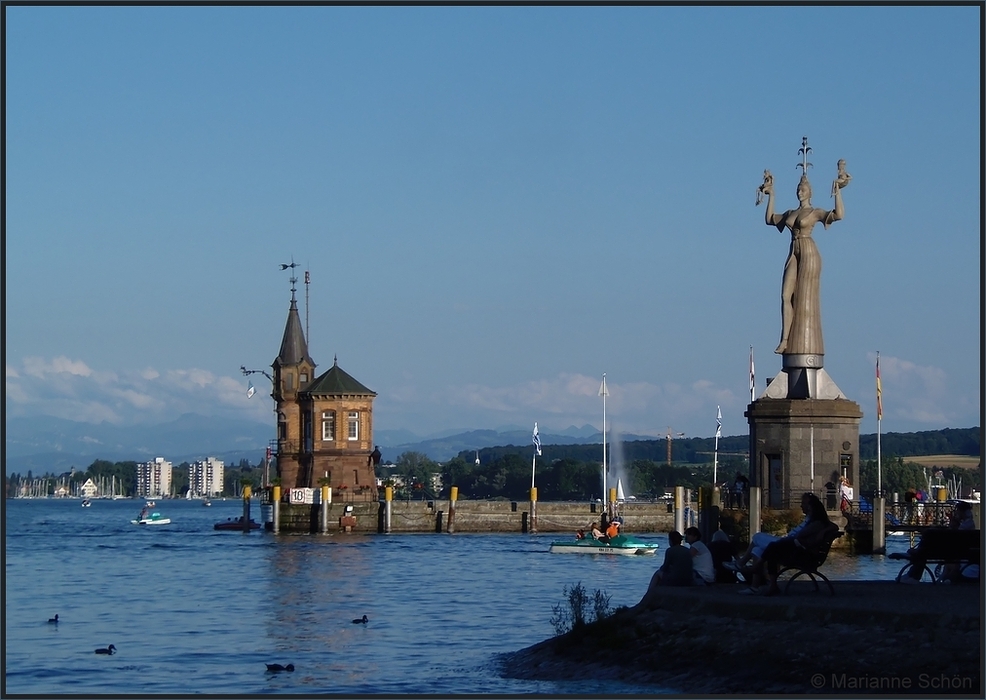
[395,451,439,496]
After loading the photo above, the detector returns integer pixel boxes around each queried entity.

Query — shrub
[550,581,613,635]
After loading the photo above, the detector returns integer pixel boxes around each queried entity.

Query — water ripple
[6,499,911,694]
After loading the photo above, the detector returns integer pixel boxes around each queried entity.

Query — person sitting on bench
[741,494,835,595]
[901,501,978,584]
[725,492,812,574]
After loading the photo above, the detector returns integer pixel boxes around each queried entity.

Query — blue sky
[5,5,981,442]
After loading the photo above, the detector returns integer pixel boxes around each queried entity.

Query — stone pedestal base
[745,397,862,510]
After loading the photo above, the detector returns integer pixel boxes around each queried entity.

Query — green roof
[305,359,376,396]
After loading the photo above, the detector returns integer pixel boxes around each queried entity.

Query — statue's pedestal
[745,397,862,510]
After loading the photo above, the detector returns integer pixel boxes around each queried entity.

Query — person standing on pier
[733,473,749,510]
[839,476,854,514]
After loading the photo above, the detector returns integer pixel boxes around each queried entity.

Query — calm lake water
[4,498,915,695]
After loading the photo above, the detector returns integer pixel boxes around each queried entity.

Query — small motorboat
[81,499,92,507]
[214,517,261,531]
[549,533,659,556]
[132,512,171,526]
[145,500,156,508]
[202,498,212,507]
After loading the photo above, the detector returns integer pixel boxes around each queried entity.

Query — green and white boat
[132,512,171,526]
[549,533,659,556]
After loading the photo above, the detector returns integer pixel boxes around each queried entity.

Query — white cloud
[4,356,271,426]
[5,353,975,440]
[22,355,93,378]
[406,373,740,436]
[869,353,951,426]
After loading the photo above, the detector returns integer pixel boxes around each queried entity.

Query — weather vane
[797,136,813,176]
[280,259,298,299]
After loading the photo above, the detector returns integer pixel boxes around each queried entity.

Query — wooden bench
[774,527,843,596]
[889,529,980,583]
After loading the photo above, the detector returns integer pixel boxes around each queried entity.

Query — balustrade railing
[846,500,954,529]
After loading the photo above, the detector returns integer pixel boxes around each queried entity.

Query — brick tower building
[271,287,378,502]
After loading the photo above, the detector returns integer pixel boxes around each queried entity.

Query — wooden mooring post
[749,485,761,536]
[272,485,280,534]
[384,486,393,533]
[447,486,458,533]
[320,485,330,534]
[673,485,685,533]
[242,485,252,533]
[873,495,886,554]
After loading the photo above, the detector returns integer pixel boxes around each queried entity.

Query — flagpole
[713,436,718,488]
[599,374,608,504]
[714,406,721,488]
[531,423,537,490]
[876,352,883,496]
[810,426,815,496]
[750,346,755,403]
[531,422,541,490]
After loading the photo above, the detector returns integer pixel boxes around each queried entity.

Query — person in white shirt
[684,527,716,584]
[839,476,854,513]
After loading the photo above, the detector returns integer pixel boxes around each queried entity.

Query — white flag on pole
[532,423,542,456]
[598,375,608,397]
[247,381,256,399]
[715,405,722,438]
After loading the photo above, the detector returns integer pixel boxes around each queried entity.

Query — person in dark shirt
[654,531,694,586]
[631,531,696,611]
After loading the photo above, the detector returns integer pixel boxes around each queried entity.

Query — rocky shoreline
[499,582,981,694]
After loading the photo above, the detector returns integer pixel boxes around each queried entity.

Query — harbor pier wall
[264,498,853,551]
[268,499,679,535]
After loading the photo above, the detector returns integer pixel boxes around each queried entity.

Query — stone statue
[757,141,849,356]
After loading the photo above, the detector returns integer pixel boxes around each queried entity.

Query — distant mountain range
[375,424,655,463]
[2,414,651,474]
[3,414,274,475]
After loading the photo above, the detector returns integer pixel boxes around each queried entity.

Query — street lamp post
[241,366,276,486]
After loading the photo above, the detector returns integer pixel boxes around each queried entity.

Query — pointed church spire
[275,296,314,367]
